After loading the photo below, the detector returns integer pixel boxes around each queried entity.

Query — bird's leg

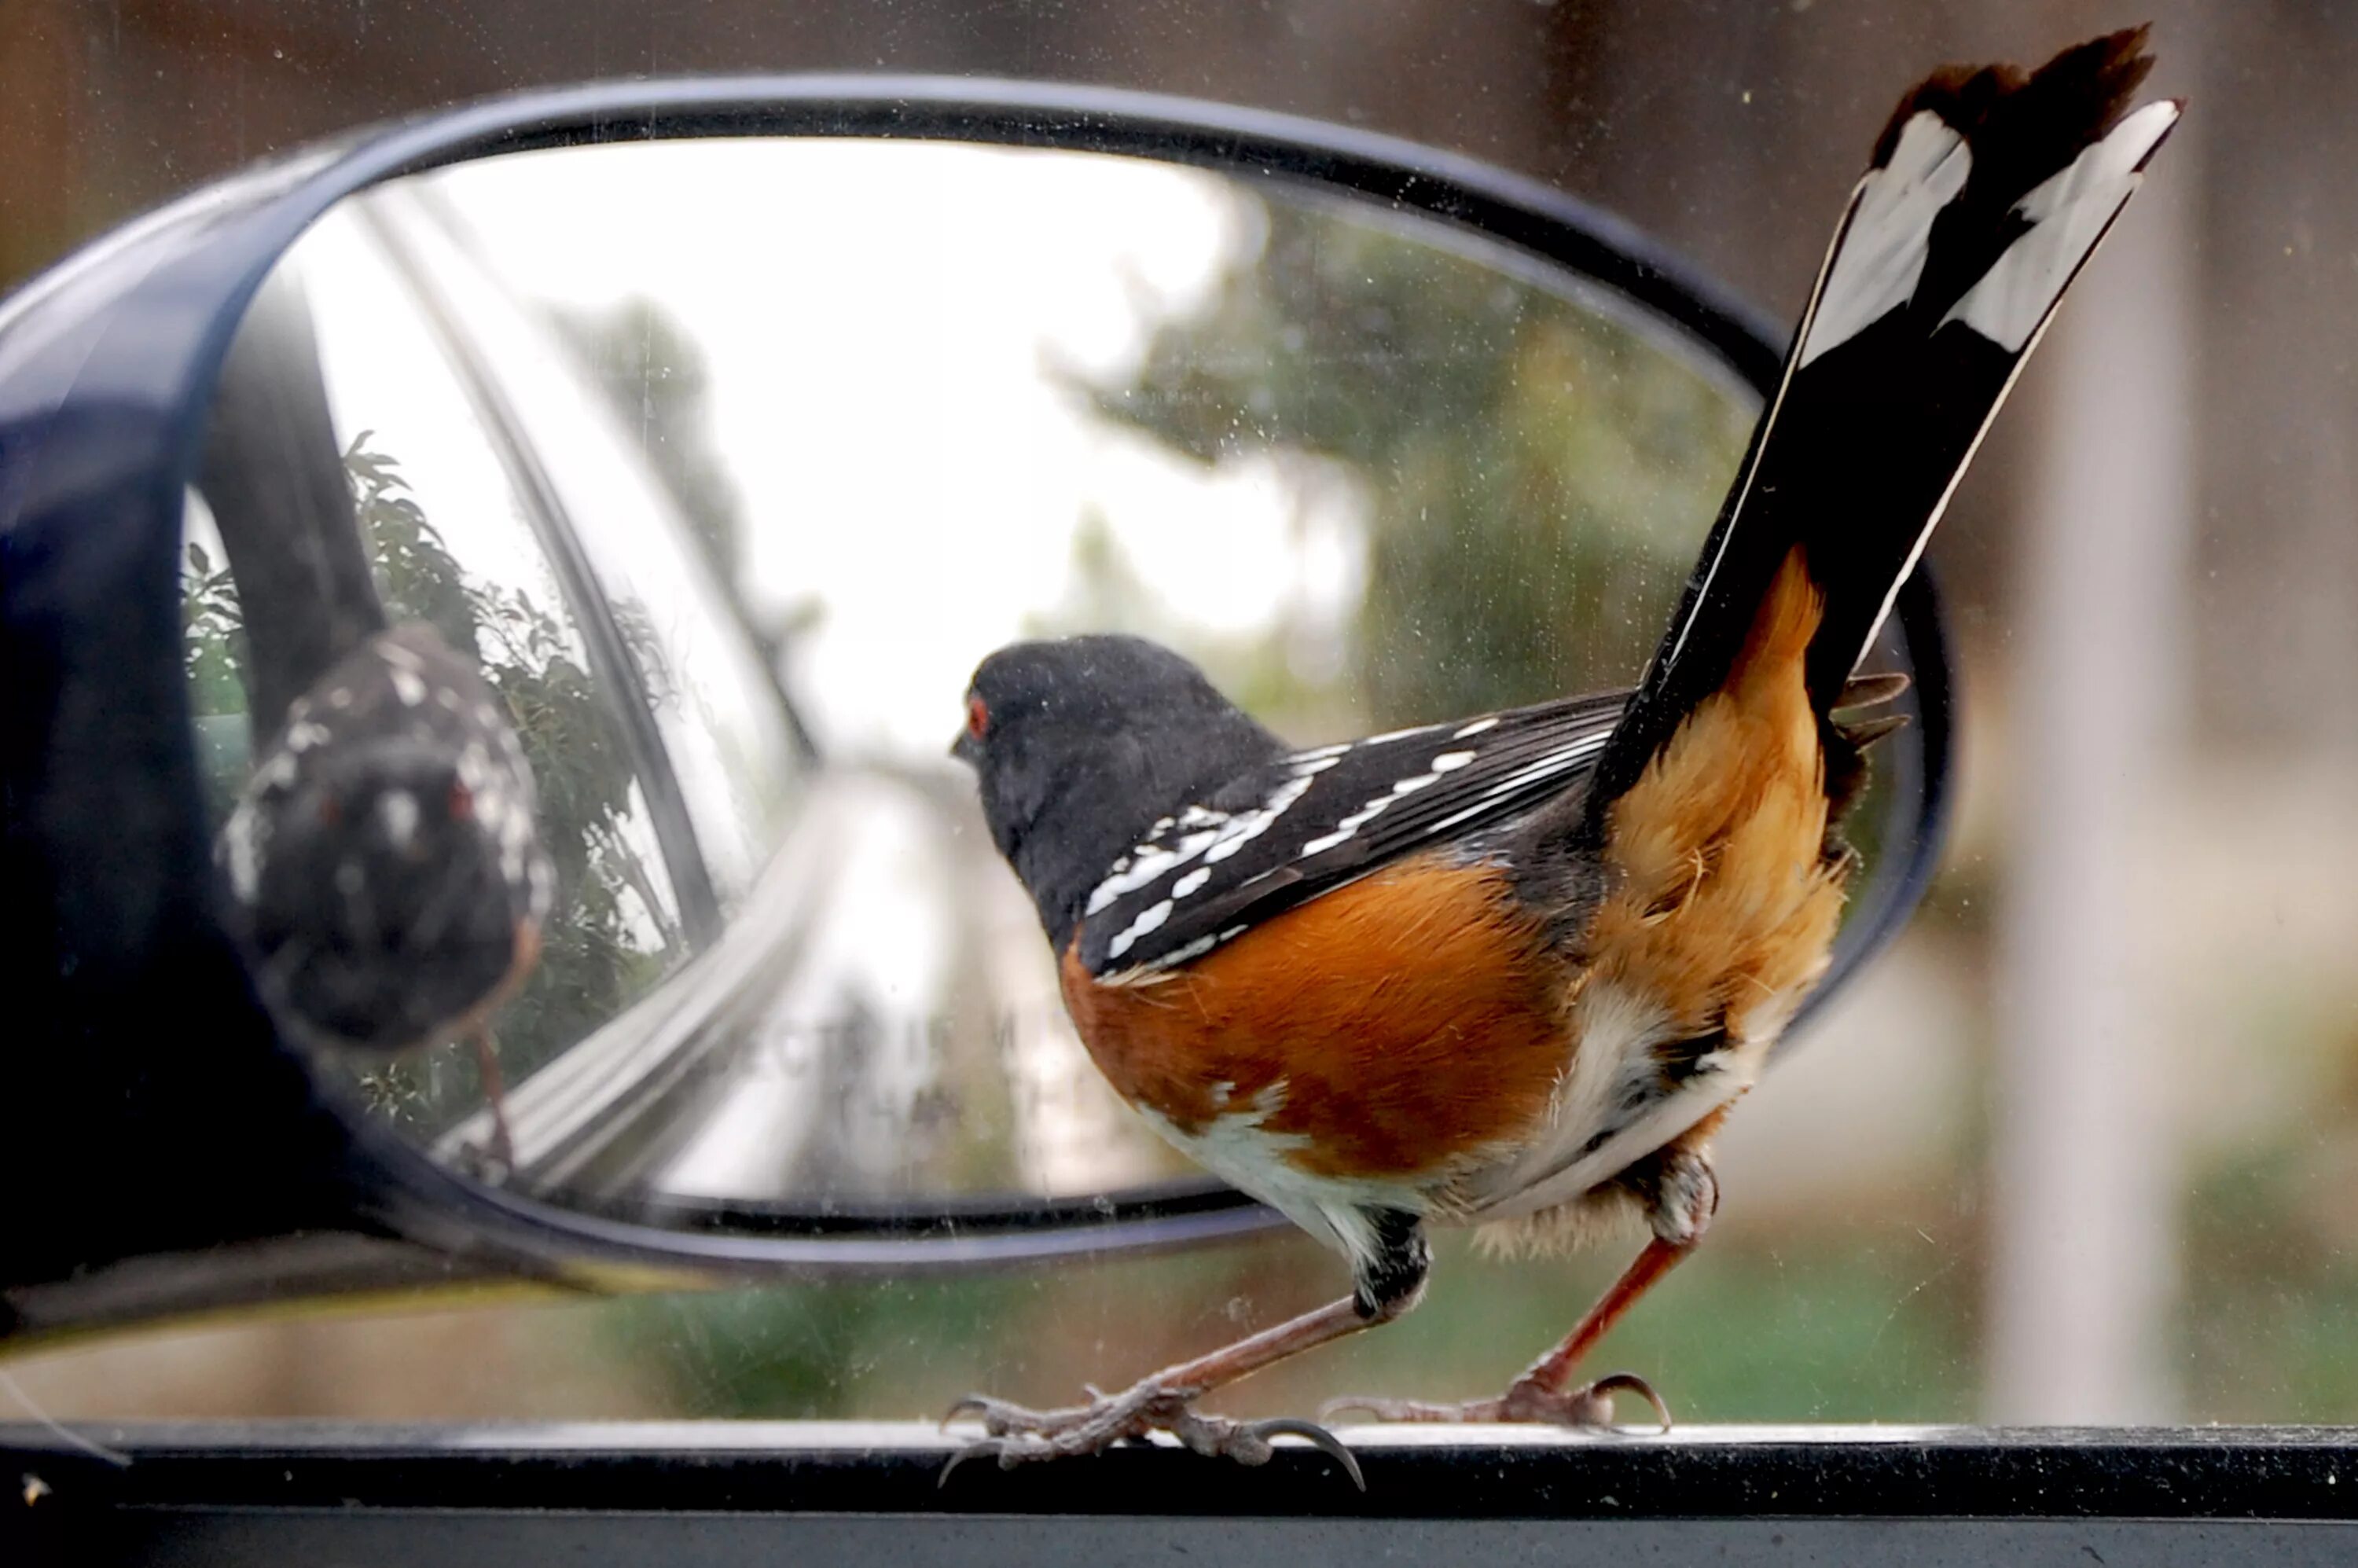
[1320,1236,1691,1428]
[468,1026,516,1177]
[945,1297,1375,1485]
[1324,1137,1718,1430]
[942,1210,1428,1486]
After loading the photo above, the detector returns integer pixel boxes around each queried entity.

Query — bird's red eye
[447,779,475,822]
[966,695,990,740]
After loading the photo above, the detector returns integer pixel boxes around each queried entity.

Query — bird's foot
[1320,1370,1671,1432]
[940,1380,1364,1489]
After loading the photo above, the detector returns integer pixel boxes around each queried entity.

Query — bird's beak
[949,730,979,766]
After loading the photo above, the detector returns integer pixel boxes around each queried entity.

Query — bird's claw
[1320,1370,1671,1434]
[1244,1417,1366,1489]
[938,1395,984,1434]
[938,1384,1364,1489]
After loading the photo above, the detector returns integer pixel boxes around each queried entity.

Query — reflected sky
[421,140,1364,760]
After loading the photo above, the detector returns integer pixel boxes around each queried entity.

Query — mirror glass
[182,137,1912,1241]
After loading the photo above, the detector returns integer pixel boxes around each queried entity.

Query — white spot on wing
[1420,735,1611,837]
[1798,112,1971,368]
[1298,790,1397,857]
[389,669,428,707]
[1429,750,1475,772]
[1941,100,2180,351]
[1160,932,1219,965]
[1085,848,1176,915]
[1196,773,1314,865]
[1085,830,1216,916]
[1453,717,1500,740]
[1106,898,1173,960]
[1089,776,1315,912]
[1173,867,1210,898]
[1478,738,1607,799]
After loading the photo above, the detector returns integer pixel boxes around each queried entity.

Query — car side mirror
[0,79,1950,1343]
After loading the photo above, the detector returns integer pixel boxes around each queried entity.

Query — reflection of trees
[349,434,674,1120]
[183,433,676,1132]
[181,538,252,825]
[1090,200,1753,725]
[181,540,248,718]
[555,298,745,597]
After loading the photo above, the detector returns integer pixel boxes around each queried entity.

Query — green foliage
[346,431,480,658]
[179,538,250,719]
[181,535,256,820]
[340,432,676,1122]
[1338,1228,1980,1423]
[2182,1137,2358,1421]
[613,1273,1036,1418]
[603,1219,1983,1424]
[1090,199,1754,725]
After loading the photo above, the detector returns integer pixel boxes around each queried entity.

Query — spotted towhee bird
[219,622,554,1173]
[947,29,2180,1479]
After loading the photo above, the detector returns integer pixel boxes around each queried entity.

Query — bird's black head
[954,634,1284,943]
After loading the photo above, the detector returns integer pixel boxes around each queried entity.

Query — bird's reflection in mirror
[221,624,553,1176]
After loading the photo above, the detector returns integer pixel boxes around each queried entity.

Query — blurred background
[6,0,2356,1433]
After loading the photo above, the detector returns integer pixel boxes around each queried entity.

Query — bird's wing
[1072,688,1632,978]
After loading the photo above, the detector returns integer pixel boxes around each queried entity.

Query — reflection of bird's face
[222,625,553,1056]
[252,738,521,1048]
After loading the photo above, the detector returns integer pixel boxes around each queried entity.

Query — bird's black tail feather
[1581,26,2180,826]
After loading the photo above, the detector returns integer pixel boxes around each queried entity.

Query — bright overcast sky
[384,139,1366,760]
